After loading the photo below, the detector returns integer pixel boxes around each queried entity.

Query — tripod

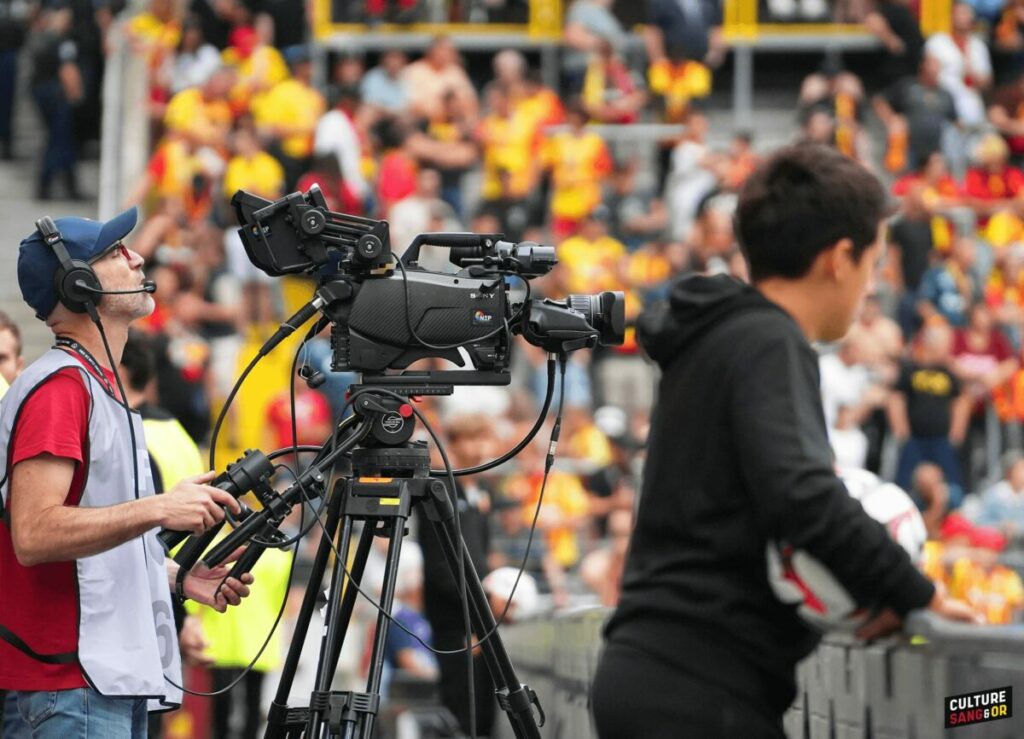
[253,392,544,739]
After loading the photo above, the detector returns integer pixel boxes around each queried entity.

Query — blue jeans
[5,688,147,738]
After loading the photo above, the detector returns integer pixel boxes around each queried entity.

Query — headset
[34,216,156,322]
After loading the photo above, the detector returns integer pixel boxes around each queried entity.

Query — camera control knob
[300,209,327,236]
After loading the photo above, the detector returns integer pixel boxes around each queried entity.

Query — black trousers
[591,642,786,739]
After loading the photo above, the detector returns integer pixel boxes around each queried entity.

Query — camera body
[232,187,625,380]
[326,269,510,372]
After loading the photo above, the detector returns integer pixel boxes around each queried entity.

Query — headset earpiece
[55,259,102,313]
[35,216,102,314]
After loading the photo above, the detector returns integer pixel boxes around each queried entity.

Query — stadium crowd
[7,0,1024,735]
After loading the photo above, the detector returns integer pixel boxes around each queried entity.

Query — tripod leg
[267,485,345,738]
[356,516,407,739]
[321,522,376,698]
[429,516,543,739]
[306,515,357,738]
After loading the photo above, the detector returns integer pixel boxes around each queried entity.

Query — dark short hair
[120,331,155,393]
[0,311,21,357]
[735,144,888,282]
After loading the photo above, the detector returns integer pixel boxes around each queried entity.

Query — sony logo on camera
[945,686,1012,728]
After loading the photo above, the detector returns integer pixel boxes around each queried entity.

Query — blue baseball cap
[18,207,139,320]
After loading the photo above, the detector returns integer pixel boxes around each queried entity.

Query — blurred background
[4,0,1024,736]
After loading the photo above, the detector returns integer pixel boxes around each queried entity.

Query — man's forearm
[15,497,161,566]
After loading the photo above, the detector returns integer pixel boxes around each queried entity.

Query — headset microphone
[74,280,157,295]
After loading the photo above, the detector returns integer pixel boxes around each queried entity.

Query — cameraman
[0,210,252,737]
[591,145,978,738]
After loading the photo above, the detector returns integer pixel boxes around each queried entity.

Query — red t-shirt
[0,357,118,691]
[265,390,331,450]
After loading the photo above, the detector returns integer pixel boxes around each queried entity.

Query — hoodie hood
[638,273,783,366]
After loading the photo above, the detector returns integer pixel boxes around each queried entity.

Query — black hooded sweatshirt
[604,274,935,718]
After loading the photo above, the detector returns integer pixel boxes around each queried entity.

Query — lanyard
[54,336,118,399]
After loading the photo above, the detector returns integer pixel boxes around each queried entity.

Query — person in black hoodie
[591,144,979,738]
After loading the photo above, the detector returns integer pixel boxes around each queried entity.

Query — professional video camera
[161,187,628,738]
[232,186,624,381]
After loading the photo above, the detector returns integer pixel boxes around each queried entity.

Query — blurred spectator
[644,0,722,121]
[971,452,1024,535]
[253,45,325,190]
[264,376,333,450]
[402,36,478,122]
[951,302,1019,490]
[864,0,925,90]
[924,2,992,128]
[296,153,362,213]
[963,132,1024,235]
[582,39,647,124]
[543,101,613,239]
[994,0,1024,81]
[477,84,536,239]
[374,115,419,217]
[410,90,478,217]
[918,237,982,327]
[798,69,871,164]
[987,71,1024,163]
[223,122,285,201]
[0,0,30,160]
[562,0,627,93]
[875,54,960,176]
[665,111,718,240]
[914,462,957,537]
[584,405,640,530]
[388,168,458,255]
[222,20,289,114]
[820,337,889,468]
[889,322,972,493]
[891,182,942,335]
[163,64,234,148]
[163,15,221,95]
[359,49,409,114]
[0,311,24,385]
[555,206,625,294]
[313,84,369,204]
[28,6,83,200]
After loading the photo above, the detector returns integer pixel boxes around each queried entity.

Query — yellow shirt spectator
[127,11,180,69]
[223,150,285,200]
[478,108,537,201]
[224,44,290,115]
[164,87,232,147]
[558,232,626,293]
[543,129,613,221]
[252,79,325,159]
[521,470,590,568]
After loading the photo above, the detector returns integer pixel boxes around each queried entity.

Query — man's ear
[824,238,856,281]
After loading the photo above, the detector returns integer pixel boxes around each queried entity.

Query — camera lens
[565,291,625,346]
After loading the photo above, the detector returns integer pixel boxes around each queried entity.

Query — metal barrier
[97,17,150,220]
[496,608,1024,738]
